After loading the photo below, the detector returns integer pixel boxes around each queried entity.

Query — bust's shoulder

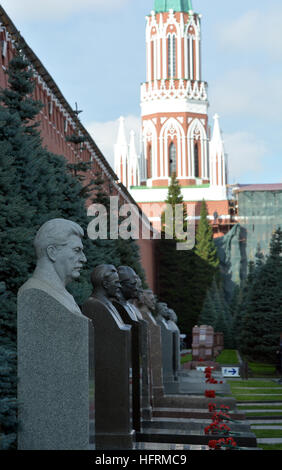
[83,296,113,314]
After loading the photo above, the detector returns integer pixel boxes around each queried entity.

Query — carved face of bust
[118,268,139,301]
[157,302,170,320]
[143,290,156,311]
[103,268,121,300]
[47,234,87,286]
[169,309,178,323]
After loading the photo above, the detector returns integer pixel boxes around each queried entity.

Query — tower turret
[141,2,208,187]
[115,1,230,237]
[210,114,227,188]
[114,116,129,186]
[129,130,140,187]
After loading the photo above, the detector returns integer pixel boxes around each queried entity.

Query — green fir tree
[195,199,220,271]
[0,52,147,447]
[240,228,282,362]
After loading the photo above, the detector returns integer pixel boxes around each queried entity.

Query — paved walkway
[257,438,282,444]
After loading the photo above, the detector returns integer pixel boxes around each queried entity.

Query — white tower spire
[129,130,140,187]
[210,114,227,188]
[114,116,129,186]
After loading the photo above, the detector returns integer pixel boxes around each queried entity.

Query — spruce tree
[158,176,199,344]
[192,200,220,328]
[207,279,232,348]
[161,172,187,240]
[0,52,147,447]
[240,228,282,362]
[198,288,217,327]
[195,199,220,271]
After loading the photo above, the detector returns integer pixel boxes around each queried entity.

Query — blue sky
[1,0,282,185]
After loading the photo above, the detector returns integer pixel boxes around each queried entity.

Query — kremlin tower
[114,0,231,236]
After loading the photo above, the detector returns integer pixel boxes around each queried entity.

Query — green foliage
[158,195,224,344]
[0,52,147,447]
[198,279,234,348]
[239,228,282,362]
[0,345,17,449]
[161,173,187,241]
[195,200,220,270]
[198,289,217,327]
[157,238,200,343]
[215,350,239,365]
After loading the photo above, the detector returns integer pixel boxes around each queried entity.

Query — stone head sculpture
[33,218,87,287]
[156,302,170,321]
[168,309,178,323]
[117,266,139,301]
[91,264,121,301]
[143,289,156,313]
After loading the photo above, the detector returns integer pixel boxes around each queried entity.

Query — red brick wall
[0,24,157,289]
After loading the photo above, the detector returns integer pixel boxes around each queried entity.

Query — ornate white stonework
[114,6,229,233]
[141,79,208,104]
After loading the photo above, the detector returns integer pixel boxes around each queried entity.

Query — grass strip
[180,353,192,364]
[215,350,239,365]
[238,405,282,410]
[244,412,282,417]
[248,363,277,377]
[236,395,282,402]
[252,429,282,438]
[260,444,282,450]
[232,389,282,394]
[251,423,282,426]
[228,380,282,388]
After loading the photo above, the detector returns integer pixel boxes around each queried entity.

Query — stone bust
[143,289,157,314]
[117,266,140,303]
[168,308,178,324]
[156,302,170,322]
[90,264,121,303]
[116,266,143,322]
[18,218,87,315]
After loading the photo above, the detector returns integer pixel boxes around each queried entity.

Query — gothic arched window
[168,34,176,78]
[169,142,177,176]
[147,144,152,179]
[194,142,199,178]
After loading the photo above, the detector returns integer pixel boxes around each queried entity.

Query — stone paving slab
[142,417,252,434]
[136,428,257,447]
[135,442,208,450]
[153,407,246,420]
[257,438,282,444]
[154,395,237,410]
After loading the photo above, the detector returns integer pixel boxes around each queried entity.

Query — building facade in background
[115,0,233,237]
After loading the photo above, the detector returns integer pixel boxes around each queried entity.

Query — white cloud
[224,131,268,183]
[210,68,282,120]
[219,8,282,59]
[1,0,129,21]
[86,115,141,170]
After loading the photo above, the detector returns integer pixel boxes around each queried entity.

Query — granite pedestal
[140,309,165,402]
[113,300,142,433]
[83,296,134,450]
[156,315,179,394]
[18,289,89,450]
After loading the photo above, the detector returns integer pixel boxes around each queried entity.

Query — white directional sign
[222,367,240,378]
